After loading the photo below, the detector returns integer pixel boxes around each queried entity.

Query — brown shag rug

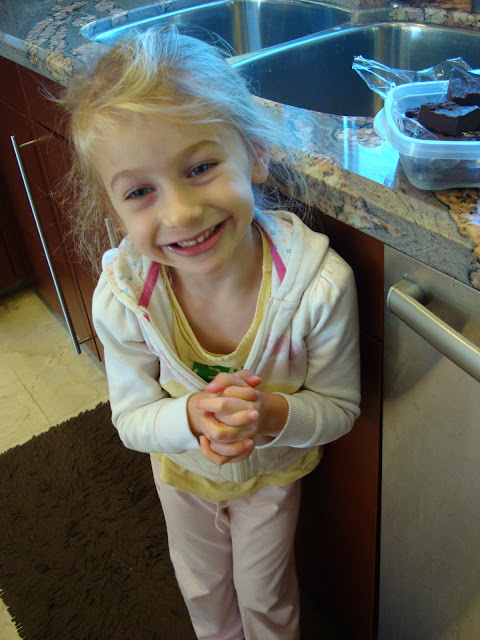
[0,402,195,640]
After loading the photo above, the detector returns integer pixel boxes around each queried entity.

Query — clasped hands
[187,370,287,466]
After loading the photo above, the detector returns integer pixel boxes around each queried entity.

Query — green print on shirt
[193,362,241,383]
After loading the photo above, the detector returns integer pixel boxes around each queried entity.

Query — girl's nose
[161,187,203,229]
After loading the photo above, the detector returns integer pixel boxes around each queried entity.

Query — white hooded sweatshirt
[93,210,361,484]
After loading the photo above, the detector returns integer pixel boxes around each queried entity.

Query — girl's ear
[251,143,270,184]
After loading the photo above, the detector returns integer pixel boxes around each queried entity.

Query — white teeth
[176,225,217,248]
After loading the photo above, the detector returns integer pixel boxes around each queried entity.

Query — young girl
[60,29,360,640]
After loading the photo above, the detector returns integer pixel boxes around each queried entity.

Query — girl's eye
[189,162,214,177]
[126,187,152,200]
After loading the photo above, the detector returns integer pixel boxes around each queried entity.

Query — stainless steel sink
[82,0,351,56]
[232,22,480,116]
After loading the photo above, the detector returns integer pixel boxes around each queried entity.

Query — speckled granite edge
[303,154,480,288]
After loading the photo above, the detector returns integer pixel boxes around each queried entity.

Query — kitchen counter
[1,0,480,291]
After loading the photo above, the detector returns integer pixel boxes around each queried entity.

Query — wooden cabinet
[295,212,383,640]
[0,192,28,293]
[0,100,51,299]
[0,59,30,293]
[0,56,102,360]
[0,56,29,114]
[30,119,103,360]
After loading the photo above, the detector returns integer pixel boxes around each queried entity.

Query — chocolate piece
[405,102,437,119]
[416,101,480,136]
[405,106,420,118]
[446,75,480,107]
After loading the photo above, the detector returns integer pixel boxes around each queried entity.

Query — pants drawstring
[215,501,226,533]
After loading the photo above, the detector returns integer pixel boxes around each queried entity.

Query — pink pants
[151,456,301,640]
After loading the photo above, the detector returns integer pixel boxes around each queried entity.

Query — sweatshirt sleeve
[93,275,200,454]
[258,250,361,449]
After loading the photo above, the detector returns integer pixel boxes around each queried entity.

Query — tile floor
[0,288,109,640]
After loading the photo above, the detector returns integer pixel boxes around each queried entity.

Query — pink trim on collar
[138,262,160,309]
[263,230,286,282]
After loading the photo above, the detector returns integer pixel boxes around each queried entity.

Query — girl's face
[92,114,269,278]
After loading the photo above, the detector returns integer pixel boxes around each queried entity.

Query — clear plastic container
[374,80,480,190]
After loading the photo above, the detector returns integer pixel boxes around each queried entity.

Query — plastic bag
[352,56,480,139]
[352,55,476,99]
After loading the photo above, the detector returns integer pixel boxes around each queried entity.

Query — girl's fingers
[205,370,262,394]
[200,412,257,442]
[209,437,255,457]
[233,370,262,387]
[201,406,259,431]
[196,395,259,423]
[228,410,259,428]
[197,396,247,413]
[199,436,255,466]
[221,386,260,401]
[199,436,226,465]
[235,369,262,386]
[216,409,259,429]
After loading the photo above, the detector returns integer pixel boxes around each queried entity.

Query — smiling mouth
[172,223,221,248]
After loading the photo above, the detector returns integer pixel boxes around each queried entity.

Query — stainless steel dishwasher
[380,246,480,639]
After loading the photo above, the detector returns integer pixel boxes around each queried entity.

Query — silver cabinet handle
[387,278,480,383]
[11,134,87,355]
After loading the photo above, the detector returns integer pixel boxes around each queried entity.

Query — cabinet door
[310,212,384,341]
[295,211,383,640]
[18,64,67,137]
[0,226,20,292]
[0,57,29,114]
[296,331,382,640]
[0,98,95,355]
[31,120,103,360]
[0,193,28,292]
[0,99,49,300]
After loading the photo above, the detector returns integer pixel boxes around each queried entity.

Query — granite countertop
[1,0,480,291]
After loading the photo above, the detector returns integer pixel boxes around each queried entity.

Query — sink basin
[82,0,351,56]
[232,22,480,116]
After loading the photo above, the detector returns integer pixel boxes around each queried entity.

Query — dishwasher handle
[387,278,480,384]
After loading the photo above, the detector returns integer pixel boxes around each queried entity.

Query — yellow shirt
[158,227,321,500]
[165,226,273,383]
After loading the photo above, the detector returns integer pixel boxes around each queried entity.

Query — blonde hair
[59,29,309,271]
